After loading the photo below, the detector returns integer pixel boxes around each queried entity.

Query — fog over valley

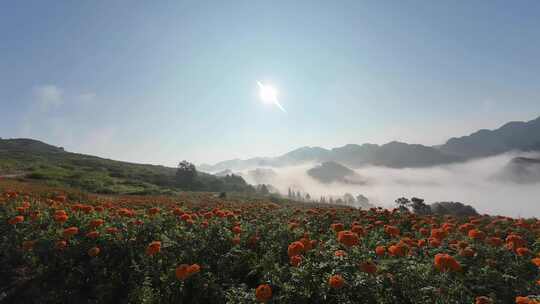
[223,152,540,217]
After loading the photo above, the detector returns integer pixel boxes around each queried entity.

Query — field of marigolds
[1,180,540,304]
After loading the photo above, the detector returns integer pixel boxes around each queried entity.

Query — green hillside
[0,138,255,195]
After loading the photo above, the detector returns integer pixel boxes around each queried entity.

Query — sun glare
[257,81,286,112]
[257,81,278,104]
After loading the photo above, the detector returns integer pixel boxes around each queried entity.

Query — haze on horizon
[1,1,540,167]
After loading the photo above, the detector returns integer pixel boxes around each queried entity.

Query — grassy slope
[0,138,254,195]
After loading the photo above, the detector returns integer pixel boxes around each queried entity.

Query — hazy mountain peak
[307,161,362,184]
[200,116,540,172]
[439,116,540,158]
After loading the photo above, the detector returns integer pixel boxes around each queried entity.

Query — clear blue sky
[1,1,540,166]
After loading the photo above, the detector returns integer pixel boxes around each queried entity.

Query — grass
[0,138,256,195]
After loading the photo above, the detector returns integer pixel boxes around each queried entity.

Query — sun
[256,81,286,112]
[257,81,278,104]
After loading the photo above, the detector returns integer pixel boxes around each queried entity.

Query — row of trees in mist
[286,188,373,208]
[395,197,478,217]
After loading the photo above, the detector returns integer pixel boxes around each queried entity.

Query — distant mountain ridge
[200,116,540,171]
[439,117,540,157]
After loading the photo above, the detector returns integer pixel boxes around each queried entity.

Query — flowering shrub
[0,185,539,303]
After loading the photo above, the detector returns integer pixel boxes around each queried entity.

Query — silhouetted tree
[176,160,197,188]
[431,201,478,217]
[411,197,431,215]
[395,197,411,212]
[343,193,355,205]
[258,184,270,195]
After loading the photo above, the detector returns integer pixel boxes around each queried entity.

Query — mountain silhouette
[200,116,540,171]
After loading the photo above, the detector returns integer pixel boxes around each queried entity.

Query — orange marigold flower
[388,244,408,257]
[188,264,200,276]
[328,274,345,289]
[457,241,469,249]
[22,240,35,251]
[334,250,347,257]
[55,214,69,223]
[80,205,93,214]
[384,225,400,237]
[460,247,475,258]
[375,245,386,256]
[54,210,69,223]
[146,241,161,256]
[88,246,100,257]
[475,296,493,304]
[429,237,441,248]
[290,255,302,267]
[62,227,79,238]
[359,261,377,275]
[287,241,305,257]
[330,223,344,233]
[106,227,120,234]
[516,247,531,256]
[8,215,24,225]
[232,225,242,234]
[351,224,365,236]
[516,296,532,304]
[506,234,526,250]
[148,207,160,215]
[175,264,190,280]
[531,257,540,267]
[89,219,105,229]
[434,253,461,272]
[337,230,360,247]
[419,227,430,237]
[468,229,486,240]
[255,284,272,302]
[430,228,447,240]
[55,240,67,250]
[16,206,28,215]
[85,231,100,239]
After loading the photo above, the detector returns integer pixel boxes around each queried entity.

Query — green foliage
[0,188,539,303]
[0,138,254,195]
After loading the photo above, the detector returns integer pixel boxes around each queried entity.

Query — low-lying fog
[236,152,540,218]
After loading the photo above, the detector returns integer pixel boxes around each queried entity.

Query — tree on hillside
[176,160,197,188]
[343,193,355,205]
[431,201,478,217]
[395,197,411,212]
[411,197,432,215]
[257,184,270,195]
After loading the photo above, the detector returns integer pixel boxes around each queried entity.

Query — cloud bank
[237,152,540,218]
